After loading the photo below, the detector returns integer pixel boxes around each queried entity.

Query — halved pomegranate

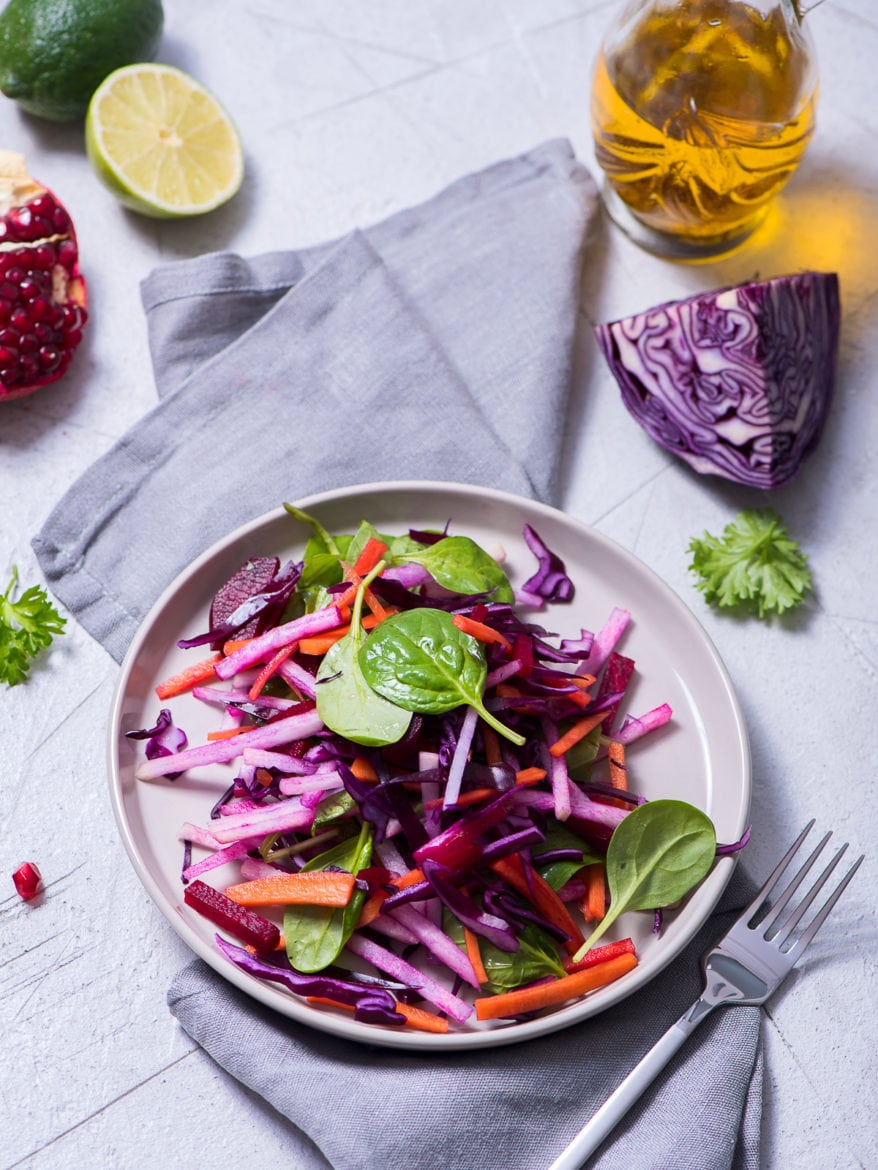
[0,150,87,403]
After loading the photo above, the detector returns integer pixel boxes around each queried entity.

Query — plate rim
[108,478,751,1050]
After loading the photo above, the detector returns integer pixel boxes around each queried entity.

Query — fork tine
[759,830,834,937]
[771,841,846,946]
[743,819,815,924]
[784,852,865,963]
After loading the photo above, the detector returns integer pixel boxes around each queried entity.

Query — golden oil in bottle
[591,0,818,256]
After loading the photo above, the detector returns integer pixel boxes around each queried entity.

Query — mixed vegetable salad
[128,504,737,1035]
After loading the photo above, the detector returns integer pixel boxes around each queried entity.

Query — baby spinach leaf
[316,562,412,746]
[445,912,565,992]
[535,823,604,891]
[396,535,513,601]
[285,823,372,973]
[358,607,524,744]
[311,790,356,832]
[575,799,716,957]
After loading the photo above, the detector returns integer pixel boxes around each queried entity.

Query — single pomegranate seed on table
[0,151,88,404]
[12,862,43,899]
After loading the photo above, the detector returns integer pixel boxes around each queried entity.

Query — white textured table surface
[1,2,875,1168]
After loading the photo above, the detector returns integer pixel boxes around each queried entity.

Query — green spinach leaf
[396,535,513,601]
[316,567,412,746]
[535,823,604,890]
[285,822,372,973]
[575,799,716,957]
[358,607,524,744]
[445,912,565,993]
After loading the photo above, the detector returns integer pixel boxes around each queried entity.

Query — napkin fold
[33,138,763,1170]
[33,138,595,663]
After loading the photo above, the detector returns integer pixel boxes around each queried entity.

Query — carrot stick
[608,740,627,790]
[155,653,222,700]
[305,996,449,1034]
[352,537,389,576]
[548,710,607,758]
[390,867,425,891]
[424,787,496,811]
[515,766,547,786]
[222,637,255,655]
[206,727,250,741]
[581,864,606,922]
[249,644,297,700]
[490,854,585,955]
[350,756,379,782]
[463,926,489,986]
[298,612,385,656]
[562,937,636,973]
[224,870,355,907]
[474,952,637,1020]
[451,614,511,649]
[355,887,387,927]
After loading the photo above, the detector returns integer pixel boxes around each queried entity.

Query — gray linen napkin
[168,872,762,1170]
[33,138,762,1169]
[33,138,594,663]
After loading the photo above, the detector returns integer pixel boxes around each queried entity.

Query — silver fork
[548,820,864,1170]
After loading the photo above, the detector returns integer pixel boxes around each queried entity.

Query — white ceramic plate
[109,480,750,1050]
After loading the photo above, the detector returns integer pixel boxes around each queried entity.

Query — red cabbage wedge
[595,271,840,489]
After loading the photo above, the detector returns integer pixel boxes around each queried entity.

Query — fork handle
[546,1004,710,1170]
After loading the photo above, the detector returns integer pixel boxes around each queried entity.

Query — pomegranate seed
[12,862,42,899]
[20,334,38,355]
[10,307,32,333]
[30,194,55,217]
[38,346,61,372]
[30,244,56,270]
[52,206,70,232]
[0,328,19,349]
[0,346,17,368]
[0,282,18,301]
[0,299,11,324]
[56,239,77,269]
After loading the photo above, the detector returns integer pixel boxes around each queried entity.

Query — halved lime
[85,63,244,218]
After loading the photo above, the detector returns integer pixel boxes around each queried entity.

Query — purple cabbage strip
[215,935,404,1024]
[521,524,575,603]
[716,825,752,855]
[422,859,519,953]
[125,708,188,779]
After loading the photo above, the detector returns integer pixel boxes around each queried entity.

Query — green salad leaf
[0,566,66,686]
[574,799,716,958]
[688,509,811,619]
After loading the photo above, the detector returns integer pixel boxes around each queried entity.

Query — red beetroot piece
[0,151,87,403]
[12,861,43,899]
[183,878,281,953]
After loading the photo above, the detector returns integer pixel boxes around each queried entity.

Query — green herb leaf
[316,565,412,746]
[574,799,716,958]
[358,607,524,744]
[688,509,811,619]
[445,913,565,992]
[534,823,604,890]
[284,822,372,973]
[0,566,66,686]
[396,535,513,601]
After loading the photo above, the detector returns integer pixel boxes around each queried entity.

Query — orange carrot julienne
[355,887,387,928]
[481,724,502,766]
[515,766,547,787]
[548,710,607,758]
[248,644,297,700]
[463,926,489,986]
[154,653,222,700]
[222,637,255,655]
[391,867,425,891]
[491,853,584,955]
[352,537,389,576]
[474,952,637,1020]
[206,726,250,741]
[350,756,379,782]
[305,995,449,1034]
[451,613,511,648]
[582,864,607,922]
[424,787,496,811]
[608,740,627,789]
[224,870,355,907]
[298,611,385,656]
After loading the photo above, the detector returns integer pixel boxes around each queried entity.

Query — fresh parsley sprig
[0,566,66,685]
[688,509,812,619]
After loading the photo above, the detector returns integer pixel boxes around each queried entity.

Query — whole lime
[0,0,164,122]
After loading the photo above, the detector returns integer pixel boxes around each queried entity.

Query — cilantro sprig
[688,509,812,619]
[0,566,66,685]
